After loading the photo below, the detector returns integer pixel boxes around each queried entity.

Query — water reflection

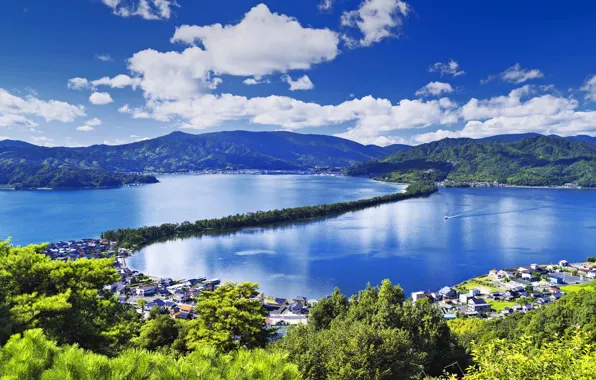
[130,188,596,298]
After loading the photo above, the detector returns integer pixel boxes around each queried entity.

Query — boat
[444,216,450,220]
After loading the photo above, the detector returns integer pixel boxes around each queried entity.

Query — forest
[348,135,596,187]
[0,162,158,189]
[1,238,595,379]
[101,181,438,248]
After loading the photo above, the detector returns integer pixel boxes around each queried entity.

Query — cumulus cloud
[96,54,113,62]
[101,0,179,20]
[428,60,465,77]
[580,75,596,102]
[341,0,410,47]
[501,63,544,84]
[76,118,101,131]
[170,4,339,77]
[30,136,55,147]
[67,77,91,90]
[283,75,314,91]
[415,81,453,97]
[413,85,596,143]
[318,0,333,11]
[89,92,114,105]
[91,74,142,89]
[0,88,85,124]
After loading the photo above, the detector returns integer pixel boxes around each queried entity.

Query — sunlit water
[0,175,401,246]
[128,187,596,298]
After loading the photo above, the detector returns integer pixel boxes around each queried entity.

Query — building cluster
[412,260,595,320]
[44,238,125,260]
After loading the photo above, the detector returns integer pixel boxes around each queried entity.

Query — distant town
[45,238,596,334]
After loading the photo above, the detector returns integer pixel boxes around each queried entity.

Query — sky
[1,0,596,147]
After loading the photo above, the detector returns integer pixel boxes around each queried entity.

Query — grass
[455,275,502,294]
[561,281,596,293]
[487,299,517,312]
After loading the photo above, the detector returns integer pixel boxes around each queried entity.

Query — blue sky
[1,0,596,147]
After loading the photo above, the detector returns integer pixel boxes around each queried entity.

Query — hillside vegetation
[0,131,408,174]
[349,136,596,187]
[2,238,596,379]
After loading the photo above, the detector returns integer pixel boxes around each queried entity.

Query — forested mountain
[0,131,409,174]
[348,135,596,187]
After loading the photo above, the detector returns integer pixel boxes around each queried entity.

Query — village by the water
[46,238,596,336]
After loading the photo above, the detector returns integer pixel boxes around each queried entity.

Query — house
[411,291,426,302]
[498,269,516,278]
[548,286,561,294]
[439,286,457,299]
[522,304,534,312]
[559,260,569,267]
[459,294,472,304]
[550,292,563,301]
[501,307,513,315]
[536,296,551,305]
[172,289,187,303]
[174,311,191,319]
[521,273,537,281]
[510,285,525,293]
[587,271,596,279]
[467,297,491,313]
[136,285,156,297]
[468,288,481,297]
[292,296,308,307]
[287,302,307,315]
[549,276,565,285]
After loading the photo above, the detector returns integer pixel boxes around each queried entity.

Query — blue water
[128,186,596,298]
[0,175,401,246]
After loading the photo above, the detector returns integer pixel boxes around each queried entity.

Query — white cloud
[318,0,333,10]
[67,77,91,90]
[0,88,85,123]
[415,81,454,97]
[91,74,142,89]
[206,77,223,90]
[283,75,314,91]
[76,117,102,131]
[341,0,410,47]
[501,63,543,84]
[580,75,596,102]
[413,85,596,143]
[428,60,465,77]
[0,114,38,128]
[170,4,339,77]
[243,77,271,86]
[30,136,55,147]
[89,92,114,105]
[96,54,113,62]
[101,0,179,20]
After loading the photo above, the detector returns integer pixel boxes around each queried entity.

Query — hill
[348,135,596,187]
[0,131,409,175]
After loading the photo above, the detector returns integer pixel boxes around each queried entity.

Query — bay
[0,174,401,246]
[129,187,596,298]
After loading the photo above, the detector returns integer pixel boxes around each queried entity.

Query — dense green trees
[102,182,437,248]
[279,280,465,379]
[0,162,158,189]
[0,240,141,355]
[349,135,596,187]
[0,329,300,380]
[185,282,270,352]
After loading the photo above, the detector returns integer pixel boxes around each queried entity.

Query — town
[43,238,310,336]
[44,239,596,328]
[412,259,596,319]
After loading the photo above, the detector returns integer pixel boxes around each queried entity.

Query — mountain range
[3,130,596,189]
[0,131,407,189]
[348,135,596,187]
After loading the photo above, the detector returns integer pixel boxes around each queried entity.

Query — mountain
[0,131,410,174]
[477,133,542,143]
[348,135,596,187]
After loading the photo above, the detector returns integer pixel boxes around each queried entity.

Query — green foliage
[349,135,596,187]
[279,279,465,379]
[0,329,300,380]
[463,329,596,379]
[185,282,270,352]
[0,131,409,177]
[0,162,158,189]
[131,315,185,353]
[102,183,437,248]
[587,256,596,263]
[0,239,141,355]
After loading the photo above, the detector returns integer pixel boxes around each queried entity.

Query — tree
[308,287,348,331]
[587,256,596,263]
[136,299,147,313]
[280,280,465,379]
[0,239,141,355]
[185,282,270,352]
[131,315,183,352]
